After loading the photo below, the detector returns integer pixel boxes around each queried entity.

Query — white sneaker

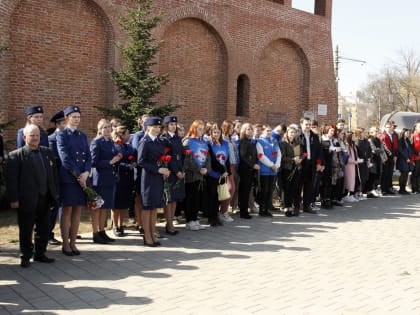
[186,221,199,231]
[232,208,240,215]
[370,190,379,197]
[311,204,320,211]
[194,220,206,230]
[219,212,234,222]
[343,195,358,203]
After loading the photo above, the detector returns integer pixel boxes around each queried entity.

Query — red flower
[303,152,308,158]
[272,151,278,157]
[203,150,209,155]
[258,153,263,159]
[184,149,192,156]
[128,155,135,161]
[116,140,123,145]
[165,147,171,154]
[316,159,322,165]
[194,153,200,158]
[221,155,226,161]
[164,155,172,164]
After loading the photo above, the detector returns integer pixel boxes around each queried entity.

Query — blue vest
[209,140,229,179]
[257,137,278,176]
[188,137,208,168]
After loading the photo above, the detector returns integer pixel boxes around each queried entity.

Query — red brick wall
[0,0,336,145]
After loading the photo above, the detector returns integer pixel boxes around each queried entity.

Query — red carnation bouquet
[70,171,104,210]
[158,155,172,204]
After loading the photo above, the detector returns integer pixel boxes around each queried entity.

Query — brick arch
[156,18,228,125]
[154,5,234,61]
[6,0,116,138]
[254,37,310,125]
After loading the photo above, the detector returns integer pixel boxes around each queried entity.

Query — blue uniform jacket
[48,130,61,169]
[56,128,92,183]
[132,129,145,151]
[138,134,166,209]
[90,136,119,187]
[17,127,49,148]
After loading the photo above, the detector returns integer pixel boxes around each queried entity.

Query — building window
[236,74,250,117]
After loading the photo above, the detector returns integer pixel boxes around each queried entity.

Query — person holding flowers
[256,125,281,217]
[90,119,122,244]
[207,123,231,226]
[182,120,210,231]
[161,116,185,235]
[56,105,91,256]
[137,117,170,246]
[238,123,259,219]
[112,125,136,237]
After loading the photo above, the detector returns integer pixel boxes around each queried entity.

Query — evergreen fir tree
[99,0,176,131]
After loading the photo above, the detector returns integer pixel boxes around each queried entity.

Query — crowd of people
[4,105,420,268]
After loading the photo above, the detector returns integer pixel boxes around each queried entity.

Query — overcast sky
[293,0,420,96]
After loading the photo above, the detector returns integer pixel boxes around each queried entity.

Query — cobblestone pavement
[1,193,420,314]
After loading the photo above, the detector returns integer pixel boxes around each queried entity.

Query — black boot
[99,230,115,242]
[93,232,109,244]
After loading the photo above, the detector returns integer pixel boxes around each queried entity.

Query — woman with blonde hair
[237,123,259,219]
[90,119,122,244]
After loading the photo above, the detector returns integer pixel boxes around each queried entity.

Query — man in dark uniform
[47,110,66,245]
[5,124,59,268]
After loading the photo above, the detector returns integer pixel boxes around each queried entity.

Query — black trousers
[49,205,59,239]
[281,168,301,209]
[185,180,204,222]
[411,160,420,192]
[206,177,220,221]
[300,165,315,208]
[18,194,50,259]
[258,175,275,212]
[381,159,394,192]
[238,168,253,215]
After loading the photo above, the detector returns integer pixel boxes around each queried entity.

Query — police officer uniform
[161,116,186,203]
[90,135,119,209]
[56,106,92,206]
[137,117,166,210]
[16,105,49,148]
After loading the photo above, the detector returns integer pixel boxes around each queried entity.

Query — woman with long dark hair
[396,128,414,194]
[161,116,185,235]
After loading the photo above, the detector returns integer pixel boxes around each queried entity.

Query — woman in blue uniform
[56,105,91,256]
[90,119,122,244]
[206,123,230,226]
[137,117,170,246]
[17,105,49,148]
[112,125,136,237]
[161,116,185,235]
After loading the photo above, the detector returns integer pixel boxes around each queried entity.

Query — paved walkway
[1,193,420,314]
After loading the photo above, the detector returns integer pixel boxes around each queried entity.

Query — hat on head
[163,115,177,124]
[64,105,81,116]
[144,117,162,128]
[26,105,44,116]
[50,110,65,124]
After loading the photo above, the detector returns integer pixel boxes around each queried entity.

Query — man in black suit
[298,117,323,214]
[5,124,59,268]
